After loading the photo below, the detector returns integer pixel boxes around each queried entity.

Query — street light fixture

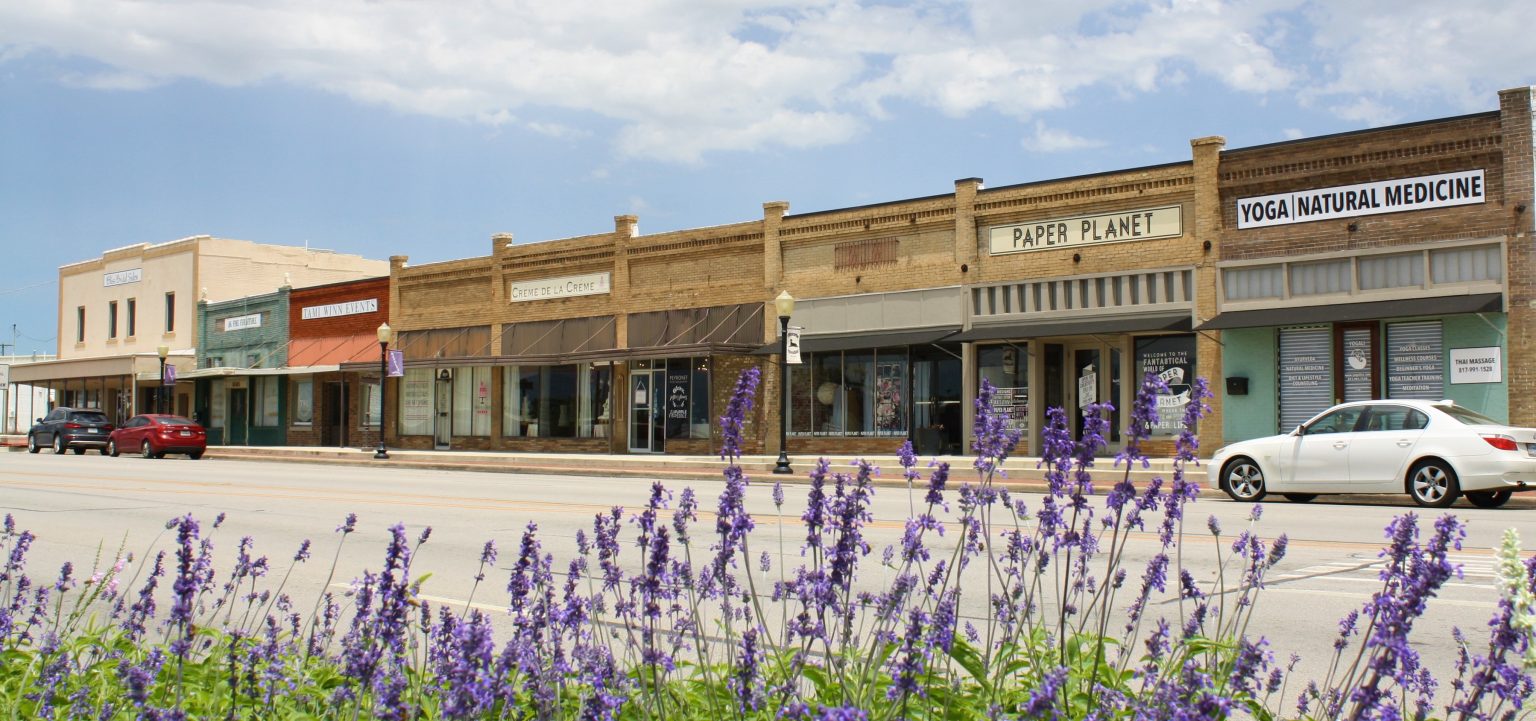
[155,344,169,414]
[374,323,392,460]
[773,290,795,475]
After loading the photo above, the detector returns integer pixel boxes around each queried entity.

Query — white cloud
[1021,121,1105,152]
[1282,128,1304,140]
[0,1,1527,162]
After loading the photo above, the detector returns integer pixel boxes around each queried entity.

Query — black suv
[27,407,115,455]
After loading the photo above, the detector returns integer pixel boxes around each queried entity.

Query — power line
[0,279,57,296]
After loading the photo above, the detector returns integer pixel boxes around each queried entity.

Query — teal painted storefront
[193,288,292,446]
[1221,313,1507,443]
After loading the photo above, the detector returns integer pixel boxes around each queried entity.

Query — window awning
[947,313,1192,342]
[752,327,959,355]
[1195,293,1503,330]
[179,366,341,380]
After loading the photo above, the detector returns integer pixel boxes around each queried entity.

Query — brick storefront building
[291,276,391,449]
[381,85,1534,459]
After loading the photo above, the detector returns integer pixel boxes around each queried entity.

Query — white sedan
[1209,400,1536,508]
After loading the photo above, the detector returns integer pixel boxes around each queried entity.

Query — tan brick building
[383,85,1534,460]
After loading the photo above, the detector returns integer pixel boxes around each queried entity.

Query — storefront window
[210,379,226,428]
[1386,321,1444,400]
[452,366,492,437]
[294,379,313,425]
[791,348,923,438]
[1134,334,1197,436]
[690,358,710,439]
[254,377,280,427]
[505,363,610,439]
[364,381,381,427]
[977,345,1028,439]
[399,368,433,436]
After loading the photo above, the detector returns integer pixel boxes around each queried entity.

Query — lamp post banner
[387,349,405,378]
[162,364,176,385]
[786,327,802,365]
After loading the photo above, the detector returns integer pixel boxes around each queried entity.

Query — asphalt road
[3,452,1533,713]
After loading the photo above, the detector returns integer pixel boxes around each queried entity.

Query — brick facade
[384,85,1535,457]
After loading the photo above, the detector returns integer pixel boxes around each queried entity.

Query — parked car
[1210,400,1536,509]
[107,414,207,460]
[27,407,114,455]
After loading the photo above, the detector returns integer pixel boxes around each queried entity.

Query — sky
[2,0,1533,356]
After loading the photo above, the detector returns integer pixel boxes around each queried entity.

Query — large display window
[1133,334,1197,437]
[788,345,961,450]
[503,362,613,439]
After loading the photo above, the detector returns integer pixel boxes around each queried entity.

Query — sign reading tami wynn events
[1237,169,1485,229]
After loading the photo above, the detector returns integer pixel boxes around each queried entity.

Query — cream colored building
[13,236,387,425]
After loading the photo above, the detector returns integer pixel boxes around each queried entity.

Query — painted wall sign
[508,272,611,302]
[988,206,1182,256]
[301,298,378,320]
[223,313,263,332]
[1449,346,1501,385]
[1236,169,1485,229]
[103,268,142,287]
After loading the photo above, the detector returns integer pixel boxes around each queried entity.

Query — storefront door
[434,375,452,449]
[628,368,665,453]
[228,388,248,446]
[1043,340,1124,451]
[322,382,343,446]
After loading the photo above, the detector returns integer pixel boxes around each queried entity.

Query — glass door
[629,366,666,453]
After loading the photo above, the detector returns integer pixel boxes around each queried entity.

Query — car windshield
[1436,404,1502,426]
[155,416,197,426]
[71,412,109,424]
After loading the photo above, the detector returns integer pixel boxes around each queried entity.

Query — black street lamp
[155,344,169,414]
[374,322,392,460]
[772,290,795,475]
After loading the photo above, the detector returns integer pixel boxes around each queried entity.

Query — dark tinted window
[1363,406,1426,432]
[1305,406,1365,435]
[1437,404,1502,426]
[71,412,109,424]
[155,416,197,426]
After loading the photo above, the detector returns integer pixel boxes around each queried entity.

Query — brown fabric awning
[1196,293,1502,330]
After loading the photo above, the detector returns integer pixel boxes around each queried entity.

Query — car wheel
[1282,493,1318,503]
[1466,490,1512,509]
[188,451,203,460]
[72,447,86,455]
[27,434,39,454]
[107,439,120,457]
[1408,460,1460,508]
[53,435,66,455]
[1221,457,1268,502]
[141,440,155,460]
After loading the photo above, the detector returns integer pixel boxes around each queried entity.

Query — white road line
[1264,587,1496,609]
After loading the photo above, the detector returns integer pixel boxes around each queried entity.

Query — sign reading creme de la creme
[1237,169,1485,229]
[508,272,611,303]
[301,298,378,320]
[988,206,1182,256]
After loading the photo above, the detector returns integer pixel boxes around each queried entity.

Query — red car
[107,414,207,460]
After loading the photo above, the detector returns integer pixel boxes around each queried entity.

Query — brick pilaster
[1191,135,1227,449]
[1500,87,1535,425]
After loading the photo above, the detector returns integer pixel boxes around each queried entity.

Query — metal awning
[948,313,1192,342]
[179,365,341,380]
[752,327,959,355]
[1195,292,1503,330]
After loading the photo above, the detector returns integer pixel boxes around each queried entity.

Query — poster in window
[991,387,1029,437]
[874,361,905,435]
[1341,328,1373,402]
[1386,321,1444,400]
[665,366,690,439]
[1135,334,1196,436]
[402,370,433,434]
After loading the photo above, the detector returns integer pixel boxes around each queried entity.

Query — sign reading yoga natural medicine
[1236,169,1485,229]
[301,298,378,320]
[988,206,1182,256]
[509,272,611,302]
[1449,346,1501,385]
